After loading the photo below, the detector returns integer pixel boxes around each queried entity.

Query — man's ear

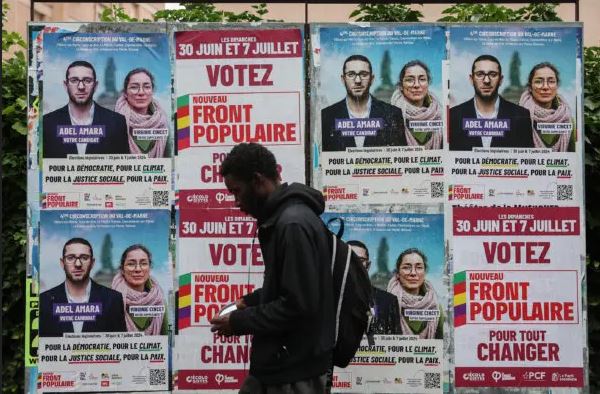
[498,74,504,87]
[60,257,65,271]
[469,74,474,86]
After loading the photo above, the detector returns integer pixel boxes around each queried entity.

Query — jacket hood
[258,183,324,225]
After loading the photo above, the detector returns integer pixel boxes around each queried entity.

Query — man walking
[210,143,335,393]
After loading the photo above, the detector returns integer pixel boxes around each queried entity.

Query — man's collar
[474,95,500,119]
[345,95,372,118]
[65,279,92,303]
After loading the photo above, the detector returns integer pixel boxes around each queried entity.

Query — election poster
[37,209,172,392]
[322,210,445,393]
[451,206,584,388]
[40,30,173,209]
[447,25,583,205]
[312,24,446,206]
[173,25,306,391]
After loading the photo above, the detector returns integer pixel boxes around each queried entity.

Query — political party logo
[448,184,485,200]
[214,373,238,385]
[462,372,485,382]
[332,373,352,389]
[522,371,546,382]
[491,371,516,382]
[185,374,208,385]
[323,185,358,201]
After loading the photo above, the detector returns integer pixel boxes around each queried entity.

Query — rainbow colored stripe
[453,271,467,327]
[178,273,192,330]
[176,95,190,151]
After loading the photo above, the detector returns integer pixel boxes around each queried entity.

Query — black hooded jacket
[229,183,335,384]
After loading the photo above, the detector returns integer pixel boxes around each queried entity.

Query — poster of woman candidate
[40,30,173,209]
[312,24,446,206]
[37,209,171,392]
[321,210,445,393]
[447,25,583,206]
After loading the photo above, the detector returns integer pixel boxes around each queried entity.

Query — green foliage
[153,3,272,23]
[100,4,148,22]
[2,3,28,394]
[438,3,562,22]
[584,46,600,390]
[350,3,423,22]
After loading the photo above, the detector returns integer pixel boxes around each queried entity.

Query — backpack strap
[333,240,352,344]
[330,233,337,275]
[326,217,345,238]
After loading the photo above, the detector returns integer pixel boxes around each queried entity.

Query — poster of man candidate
[37,209,171,392]
[321,210,445,393]
[451,206,585,388]
[312,24,446,206]
[173,25,306,391]
[40,30,173,209]
[447,25,583,205]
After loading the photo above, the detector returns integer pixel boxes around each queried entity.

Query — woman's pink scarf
[115,94,168,158]
[112,271,165,335]
[519,90,572,152]
[387,276,439,339]
[391,90,442,149]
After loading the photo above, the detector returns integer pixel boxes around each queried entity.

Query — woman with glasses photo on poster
[115,68,169,158]
[111,244,168,335]
[387,248,443,339]
[519,62,575,152]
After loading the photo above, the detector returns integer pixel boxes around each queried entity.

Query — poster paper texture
[173,26,306,391]
[313,25,446,205]
[41,32,173,209]
[322,211,444,393]
[37,209,172,392]
[451,206,584,387]
[447,25,582,205]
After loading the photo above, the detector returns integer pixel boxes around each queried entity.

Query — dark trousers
[239,373,329,394]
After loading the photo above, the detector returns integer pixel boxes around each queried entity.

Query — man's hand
[210,314,234,336]
[235,298,247,310]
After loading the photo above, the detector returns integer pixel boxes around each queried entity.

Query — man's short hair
[342,55,372,74]
[62,237,94,257]
[220,143,279,182]
[65,60,97,81]
[347,240,369,258]
[471,54,502,75]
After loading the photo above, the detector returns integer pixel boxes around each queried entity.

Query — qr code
[153,190,169,207]
[149,369,166,386]
[557,185,573,201]
[424,372,441,389]
[431,182,444,198]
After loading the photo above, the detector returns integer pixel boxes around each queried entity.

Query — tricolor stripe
[178,273,192,330]
[454,271,467,327]
[176,95,190,151]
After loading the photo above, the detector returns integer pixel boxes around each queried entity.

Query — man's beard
[474,84,500,102]
[64,268,91,284]
[345,83,371,102]
[68,90,94,106]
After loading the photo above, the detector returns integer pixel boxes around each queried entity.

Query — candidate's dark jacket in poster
[449,97,534,151]
[229,183,335,385]
[369,287,401,335]
[321,96,407,151]
[43,103,129,158]
[39,280,127,337]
